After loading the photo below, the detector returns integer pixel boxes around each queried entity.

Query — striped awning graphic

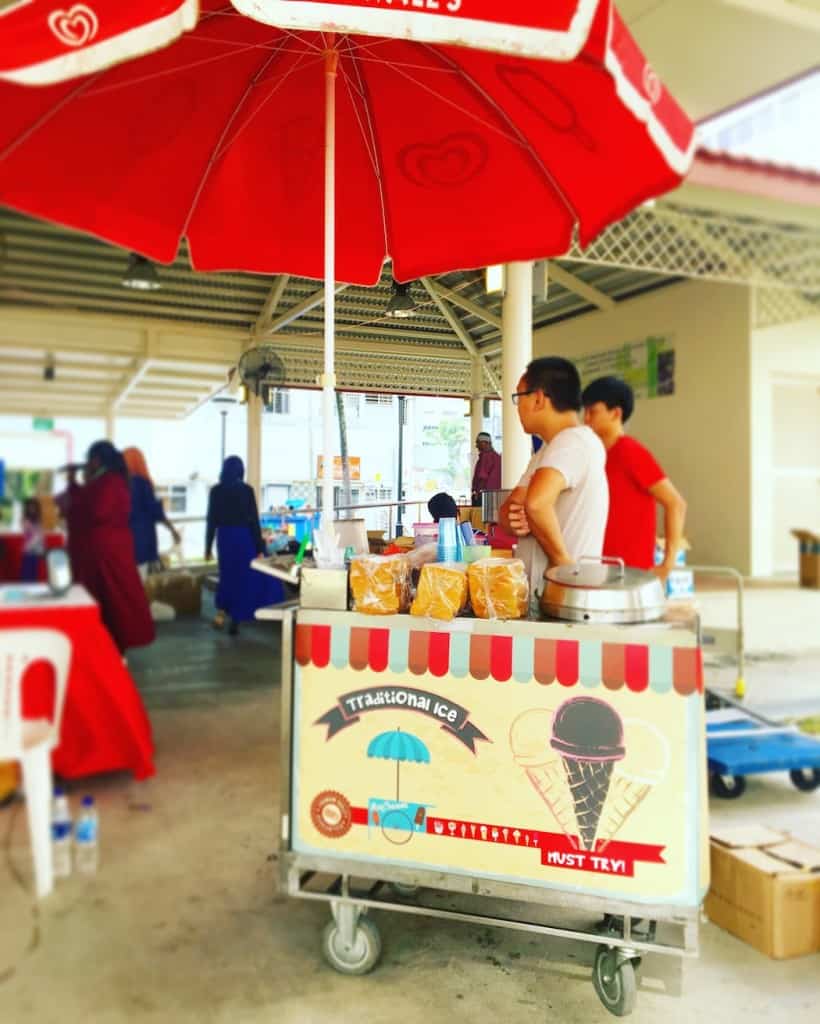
[295,623,702,696]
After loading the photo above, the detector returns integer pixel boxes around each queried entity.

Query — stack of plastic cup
[437,517,460,562]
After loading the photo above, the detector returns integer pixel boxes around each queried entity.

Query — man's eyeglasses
[511,388,538,405]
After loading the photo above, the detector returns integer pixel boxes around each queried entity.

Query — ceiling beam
[254,275,290,333]
[258,284,348,336]
[426,281,503,329]
[546,262,616,311]
[420,278,501,395]
[112,359,152,408]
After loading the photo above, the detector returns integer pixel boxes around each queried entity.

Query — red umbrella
[0,0,693,530]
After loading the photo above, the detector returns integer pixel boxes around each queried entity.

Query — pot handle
[578,554,625,578]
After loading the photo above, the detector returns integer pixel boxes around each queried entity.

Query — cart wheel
[789,768,820,792]
[593,946,637,1017]
[390,883,420,898]
[322,917,382,976]
[709,773,747,799]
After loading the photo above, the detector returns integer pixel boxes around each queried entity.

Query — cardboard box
[144,570,203,617]
[704,826,820,959]
[791,530,820,589]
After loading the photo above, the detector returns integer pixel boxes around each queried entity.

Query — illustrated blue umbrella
[367,729,430,800]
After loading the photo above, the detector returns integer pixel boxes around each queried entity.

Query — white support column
[105,405,116,443]
[501,261,533,489]
[470,358,484,444]
[246,391,263,503]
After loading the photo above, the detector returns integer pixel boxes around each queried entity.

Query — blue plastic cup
[437,517,458,562]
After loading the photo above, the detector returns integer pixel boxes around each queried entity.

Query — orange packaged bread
[468,557,529,620]
[349,554,410,615]
[410,562,468,621]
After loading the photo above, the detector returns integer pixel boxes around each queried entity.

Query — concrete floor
[1,586,819,1022]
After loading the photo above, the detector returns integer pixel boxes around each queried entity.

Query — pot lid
[545,557,658,592]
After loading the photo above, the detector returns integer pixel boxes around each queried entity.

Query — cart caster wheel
[789,768,820,792]
[710,773,747,799]
[593,946,637,1017]
[390,883,420,898]
[322,917,382,976]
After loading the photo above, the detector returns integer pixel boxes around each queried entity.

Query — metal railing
[168,497,443,560]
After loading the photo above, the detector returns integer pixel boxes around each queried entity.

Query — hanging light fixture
[122,253,161,291]
[385,277,416,318]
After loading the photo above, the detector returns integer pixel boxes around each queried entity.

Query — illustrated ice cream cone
[550,698,625,851]
[598,719,670,847]
[509,709,580,843]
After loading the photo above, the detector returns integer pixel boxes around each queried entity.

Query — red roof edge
[688,147,820,207]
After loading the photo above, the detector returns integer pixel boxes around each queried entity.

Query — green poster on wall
[575,336,675,399]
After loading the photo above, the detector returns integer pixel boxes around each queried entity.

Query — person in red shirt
[471,432,502,507]
[582,376,687,575]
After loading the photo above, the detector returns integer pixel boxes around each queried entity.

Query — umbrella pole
[396,759,400,802]
[321,43,339,532]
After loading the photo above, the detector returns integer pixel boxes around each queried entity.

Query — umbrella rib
[341,40,392,272]
[179,38,295,241]
[212,49,326,163]
[0,72,101,163]
[418,43,580,227]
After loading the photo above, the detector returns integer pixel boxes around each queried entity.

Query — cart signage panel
[291,611,708,904]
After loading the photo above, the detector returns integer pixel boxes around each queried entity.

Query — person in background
[427,492,459,523]
[205,455,281,635]
[500,357,608,598]
[20,497,45,581]
[582,376,687,576]
[471,432,502,507]
[64,441,155,653]
[123,447,181,578]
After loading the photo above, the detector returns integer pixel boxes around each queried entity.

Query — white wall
[751,311,820,576]
[533,280,754,572]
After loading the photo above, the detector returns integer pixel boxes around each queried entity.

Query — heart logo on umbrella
[48,5,99,48]
[642,64,662,106]
[496,66,596,153]
[398,133,488,189]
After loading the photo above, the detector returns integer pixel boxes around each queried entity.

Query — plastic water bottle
[74,796,99,875]
[51,788,73,879]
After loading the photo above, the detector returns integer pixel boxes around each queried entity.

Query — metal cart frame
[266,606,700,1017]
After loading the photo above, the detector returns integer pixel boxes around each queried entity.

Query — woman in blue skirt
[205,455,283,635]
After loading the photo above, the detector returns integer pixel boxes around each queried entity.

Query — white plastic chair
[0,629,72,899]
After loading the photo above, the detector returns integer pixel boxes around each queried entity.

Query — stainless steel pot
[540,556,666,624]
[481,488,511,524]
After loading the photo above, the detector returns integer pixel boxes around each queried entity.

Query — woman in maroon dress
[65,441,155,653]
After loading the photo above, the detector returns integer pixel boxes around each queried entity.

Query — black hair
[581,376,635,423]
[87,440,128,478]
[427,492,458,523]
[523,356,582,413]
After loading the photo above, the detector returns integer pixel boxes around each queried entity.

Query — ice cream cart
[263,601,708,1017]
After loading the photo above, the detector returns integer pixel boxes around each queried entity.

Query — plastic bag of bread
[349,554,410,615]
[468,557,529,620]
[410,562,468,621]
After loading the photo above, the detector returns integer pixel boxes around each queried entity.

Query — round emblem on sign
[311,790,353,838]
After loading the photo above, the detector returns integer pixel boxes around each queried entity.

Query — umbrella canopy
[367,729,431,765]
[0,1,693,535]
[0,1,693,283]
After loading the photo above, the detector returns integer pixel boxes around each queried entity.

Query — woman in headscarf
[205,455,283,635]
[64,440,155,653]
[123,447,181,578]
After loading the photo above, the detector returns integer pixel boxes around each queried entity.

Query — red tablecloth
[0,585,155,780]
[0,532,66,582]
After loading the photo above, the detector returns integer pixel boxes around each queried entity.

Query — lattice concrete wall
[754,287,820,328]
[565,205,820,294]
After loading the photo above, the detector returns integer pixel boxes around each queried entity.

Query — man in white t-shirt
[499,356,608,597]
